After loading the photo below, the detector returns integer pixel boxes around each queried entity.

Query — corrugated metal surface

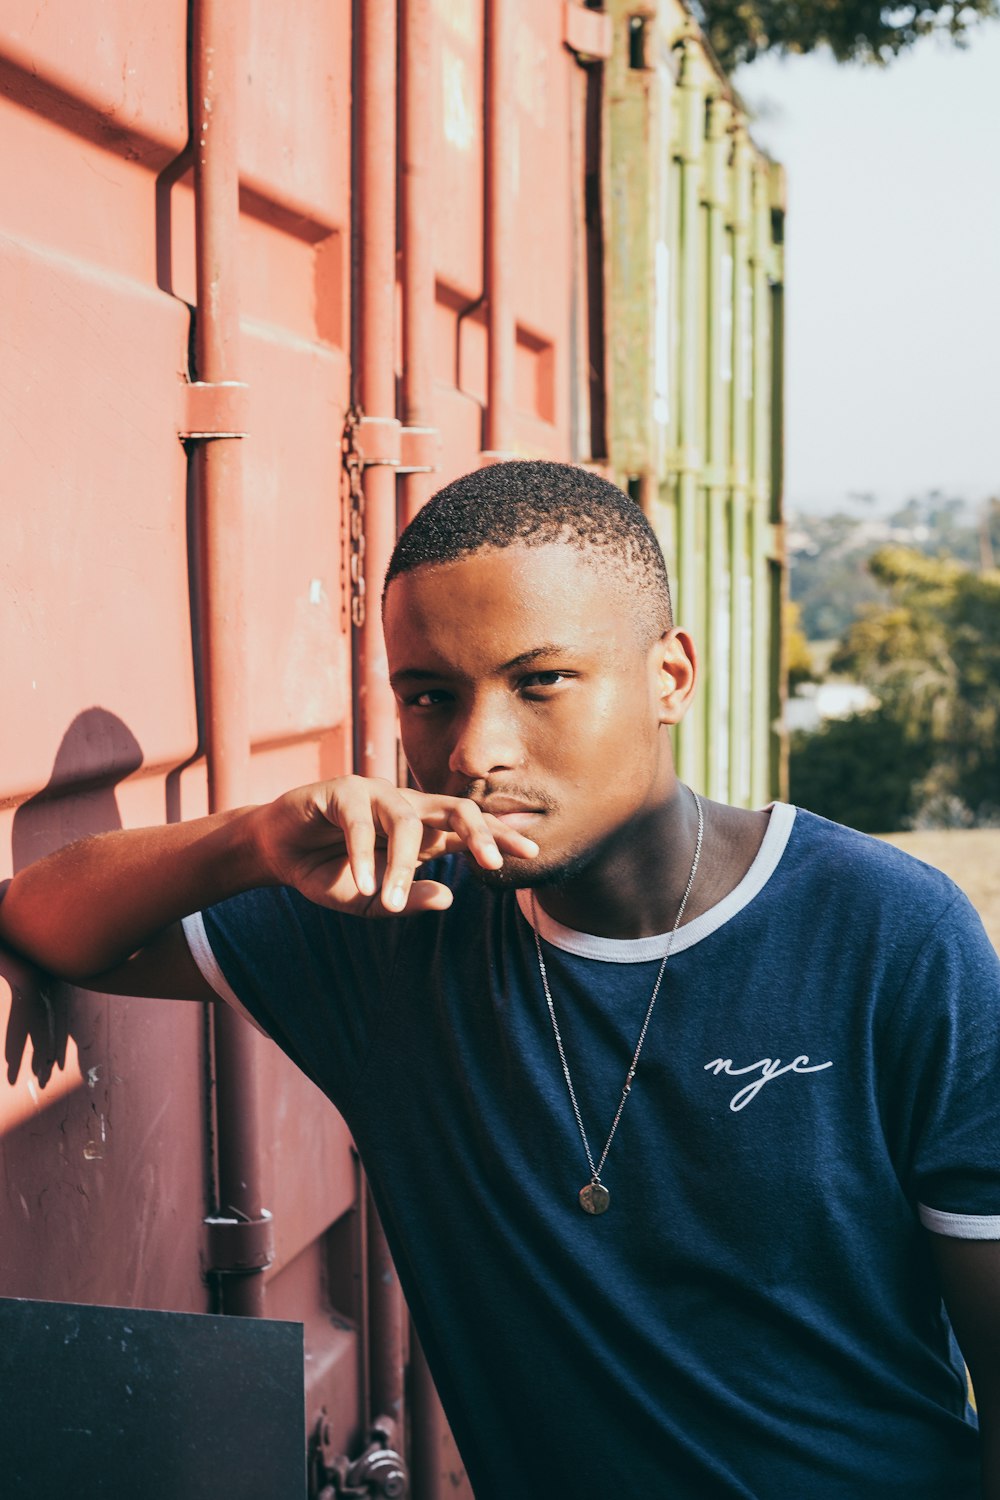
[604,0,786,807]
[0,2,784,1492]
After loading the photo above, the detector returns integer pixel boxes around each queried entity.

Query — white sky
[733,23,1000,516]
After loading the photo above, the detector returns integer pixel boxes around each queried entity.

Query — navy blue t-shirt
[185,806,1000,1499]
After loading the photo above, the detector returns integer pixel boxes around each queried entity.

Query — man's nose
[447,697,522,781]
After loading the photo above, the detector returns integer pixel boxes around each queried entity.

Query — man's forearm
[0,806,268,980]
[0,777,539,984]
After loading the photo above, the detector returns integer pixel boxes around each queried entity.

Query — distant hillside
[787,497,1000,832]
[788,494,998,642]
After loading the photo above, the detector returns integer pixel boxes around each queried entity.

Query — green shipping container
[603,1,786,806]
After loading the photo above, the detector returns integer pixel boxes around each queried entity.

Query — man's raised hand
[249,777,539,917]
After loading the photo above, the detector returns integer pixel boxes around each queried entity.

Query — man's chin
[463,843,599,892]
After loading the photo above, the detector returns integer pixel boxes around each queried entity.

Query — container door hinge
[355,414,441,475]
[563,2,613,61]
[204,1208,275,1274]
[310,1413,408,1499]
[178,380,250,440]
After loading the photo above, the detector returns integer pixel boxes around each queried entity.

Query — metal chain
[342,404,366,629]
[530,789,704,1191]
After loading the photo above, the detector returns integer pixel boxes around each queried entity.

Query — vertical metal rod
[400,5,463,1479]
[749,162,772,807]
[410,1330,470,1500]
[769,161,789,802]
[355,0,408,1437]
[400,0,436,527]
[674,40,704,787]
[704,94,731,801]
[356,0,401,779]
[637,471,657,520]
[192,0,268,1318]
[484,0,514,456]
[583,50,608,461]
[728,122,752,808]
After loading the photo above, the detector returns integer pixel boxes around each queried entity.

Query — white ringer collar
[515,802,796,963]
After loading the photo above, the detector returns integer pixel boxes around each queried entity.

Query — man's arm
[0,807,262,995]
[0,776,537,999]
[929,1234,1000,1500]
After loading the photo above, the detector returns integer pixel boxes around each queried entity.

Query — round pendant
[579,1181,610,1215]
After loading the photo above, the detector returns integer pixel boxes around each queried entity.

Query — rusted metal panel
[0,242,197,802]
[1,1,628,1493]
[428,0,581,481]
[506,0,574,453]
[0,0,357,1413]
[0,0,205,1316]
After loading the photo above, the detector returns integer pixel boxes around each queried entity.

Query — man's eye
[406,689,450,709]
[521,671,569,691]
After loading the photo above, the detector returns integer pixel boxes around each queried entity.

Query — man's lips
[480,797,542,816]
[493,811,543,831]
[478,798,548,834]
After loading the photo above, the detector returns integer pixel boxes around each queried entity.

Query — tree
[785,601,816,692]
[830,546,1000,825]
[788,512,891,641]
[789,709,933,833]
[694,1,998,73]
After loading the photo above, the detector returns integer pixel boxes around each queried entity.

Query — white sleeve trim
[918,1203,1000,1240]
[181,911,271,1038]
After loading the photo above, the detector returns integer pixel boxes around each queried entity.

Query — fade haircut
[383,460,673,642]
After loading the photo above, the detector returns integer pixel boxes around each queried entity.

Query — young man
[2,461,998,1498]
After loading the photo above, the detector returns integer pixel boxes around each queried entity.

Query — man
[2,461,998,1498]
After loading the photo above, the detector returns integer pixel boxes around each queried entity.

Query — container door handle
[311,1414,409,1499]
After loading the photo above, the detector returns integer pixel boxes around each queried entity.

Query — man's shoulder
[767,809,998,1024]
[785,805,963,918]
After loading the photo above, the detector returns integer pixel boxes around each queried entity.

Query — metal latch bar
[399,425,440,474]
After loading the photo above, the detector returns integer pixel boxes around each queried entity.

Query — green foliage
[695,1,998,72]
[789,710,933,833]
[803,546,1000,828]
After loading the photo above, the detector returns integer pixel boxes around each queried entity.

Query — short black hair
[383,460,673,640]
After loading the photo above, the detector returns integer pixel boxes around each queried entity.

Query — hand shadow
[0,901,70,1088]
[2,708,143,1091]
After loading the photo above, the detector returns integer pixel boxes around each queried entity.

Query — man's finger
[397,793,540,869]
[443,802,541,869]
[328,781,379,896]
[376,790,431,912]
[401,879,454,913]
[481,812,540,860]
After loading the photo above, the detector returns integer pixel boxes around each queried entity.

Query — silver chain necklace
[529,789,704,1216]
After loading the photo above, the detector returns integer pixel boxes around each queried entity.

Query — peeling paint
[442,49,473,152]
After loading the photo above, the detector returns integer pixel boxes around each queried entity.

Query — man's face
[383,543,689,886]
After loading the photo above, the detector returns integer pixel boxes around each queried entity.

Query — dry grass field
[880,829,1000,952]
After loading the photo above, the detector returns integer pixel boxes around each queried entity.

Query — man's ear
[651,627,697,725]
